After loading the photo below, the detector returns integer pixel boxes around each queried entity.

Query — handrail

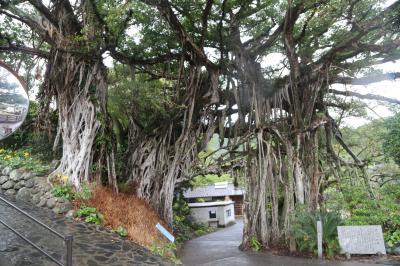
[0,195,73,266]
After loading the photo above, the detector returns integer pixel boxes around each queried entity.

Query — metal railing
[0,195,73,266]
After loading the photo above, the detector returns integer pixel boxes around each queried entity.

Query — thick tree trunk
[241,132,270,250]
[125,68,218,225]
[47,52,109,188]
[125,124,199,225]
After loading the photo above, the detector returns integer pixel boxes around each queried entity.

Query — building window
[209,210,216,219]
[226,209,231,217]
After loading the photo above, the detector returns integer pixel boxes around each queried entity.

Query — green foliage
[112,226,128,237]
[0,101,60,161]
[338,183,400,238]
[172,195,213,242]
[250,236,261,252]
[108,66,176,132]
[0,147,49,173]
[385,230,400,248]
[150,241,181,264]
[74,183,92,200]
[292,207,342,258]
[75,205,103,225]
[196,198,205,203]
[192,174,233,187]
[51,184,75,201]
[383,113,400,166]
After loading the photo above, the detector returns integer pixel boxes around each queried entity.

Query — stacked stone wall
[0,166,72,214]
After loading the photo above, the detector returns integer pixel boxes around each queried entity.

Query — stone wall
[0,166,72,214]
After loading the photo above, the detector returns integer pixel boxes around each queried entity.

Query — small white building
[188,201,235,227]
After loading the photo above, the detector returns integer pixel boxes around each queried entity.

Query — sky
[334,61,400,128]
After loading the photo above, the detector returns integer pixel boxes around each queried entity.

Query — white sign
[337,225,386,255]
[156,223,175,242]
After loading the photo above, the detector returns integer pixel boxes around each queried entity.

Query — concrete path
[0,194,170,266]
[180,220,399,266]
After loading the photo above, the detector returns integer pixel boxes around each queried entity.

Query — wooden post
[317,220,323,259]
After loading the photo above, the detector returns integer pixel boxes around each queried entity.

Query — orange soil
[83,186,167,248]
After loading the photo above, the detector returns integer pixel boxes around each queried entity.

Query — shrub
[250,236,261,252]
[74,182,92,200]
[385,230,400,248]
[292,207,342,258]
[150,241,181,264]
[0,147,50,173]
[51,184,75,201]
[75,205,103,224]
[112,226,128,237]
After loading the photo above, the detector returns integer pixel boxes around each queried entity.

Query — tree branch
[334,72,400,85]
[329,89,400,104]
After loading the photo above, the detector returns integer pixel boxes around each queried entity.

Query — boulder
[14,181,25,190]
[4,189,16,196]
[393,247,400,255]
[30,188,39,195]
[31,194,41,205]
[1,180,15,190]
[22,172,34,180]
[46,198,56,209]
[37,198,47,207]
[1,167,12,175]
[65,210,75,219]
[9,169,24,182]
[25,179,35,188]
[56,202,72,214]
[53,207,61,214]
[16,187,31,202]
[0,176,8,185]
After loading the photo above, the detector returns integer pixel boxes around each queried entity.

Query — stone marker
[317,221,323,259]
[337,225,386,255]
[156,223,175,242]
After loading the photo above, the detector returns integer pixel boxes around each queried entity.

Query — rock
[31,194,41,205]
[14,181,25,190]
[57,198,65,203]
[0,176,8,185]
[57,202,72,214]
[30,188,39,195]
[16,187,31,202]
[4,189,16,196]
[22,172,34,180]
[9,169,24,182]
[393,247,400,255]
[65,210,75,218]
[25,179,35,188]
[46,198,56,209]
[53,207,61,214]
[2,180,15,190]
[37,198,47,207]
[1,167,12,175]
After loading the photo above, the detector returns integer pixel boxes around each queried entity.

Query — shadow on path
[180,219,397,266]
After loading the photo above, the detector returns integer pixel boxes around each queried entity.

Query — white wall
[189,202,235,226]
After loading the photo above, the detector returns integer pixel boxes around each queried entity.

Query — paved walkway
[0,194,170,266]
[180,220,399,266]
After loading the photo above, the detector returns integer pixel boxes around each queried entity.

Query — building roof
[184,182,244,198]
[188,201,235,208]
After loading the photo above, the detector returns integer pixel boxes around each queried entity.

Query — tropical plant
[0,147,50,173]
[75,205,103,225]
[292,207,342,257]
[250,236,261,252]
[112,226,128,237]
[51,185,75,201]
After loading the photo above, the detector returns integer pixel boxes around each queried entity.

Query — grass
[82,186,168,248]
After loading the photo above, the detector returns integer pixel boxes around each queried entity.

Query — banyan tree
[1,0,400,249]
